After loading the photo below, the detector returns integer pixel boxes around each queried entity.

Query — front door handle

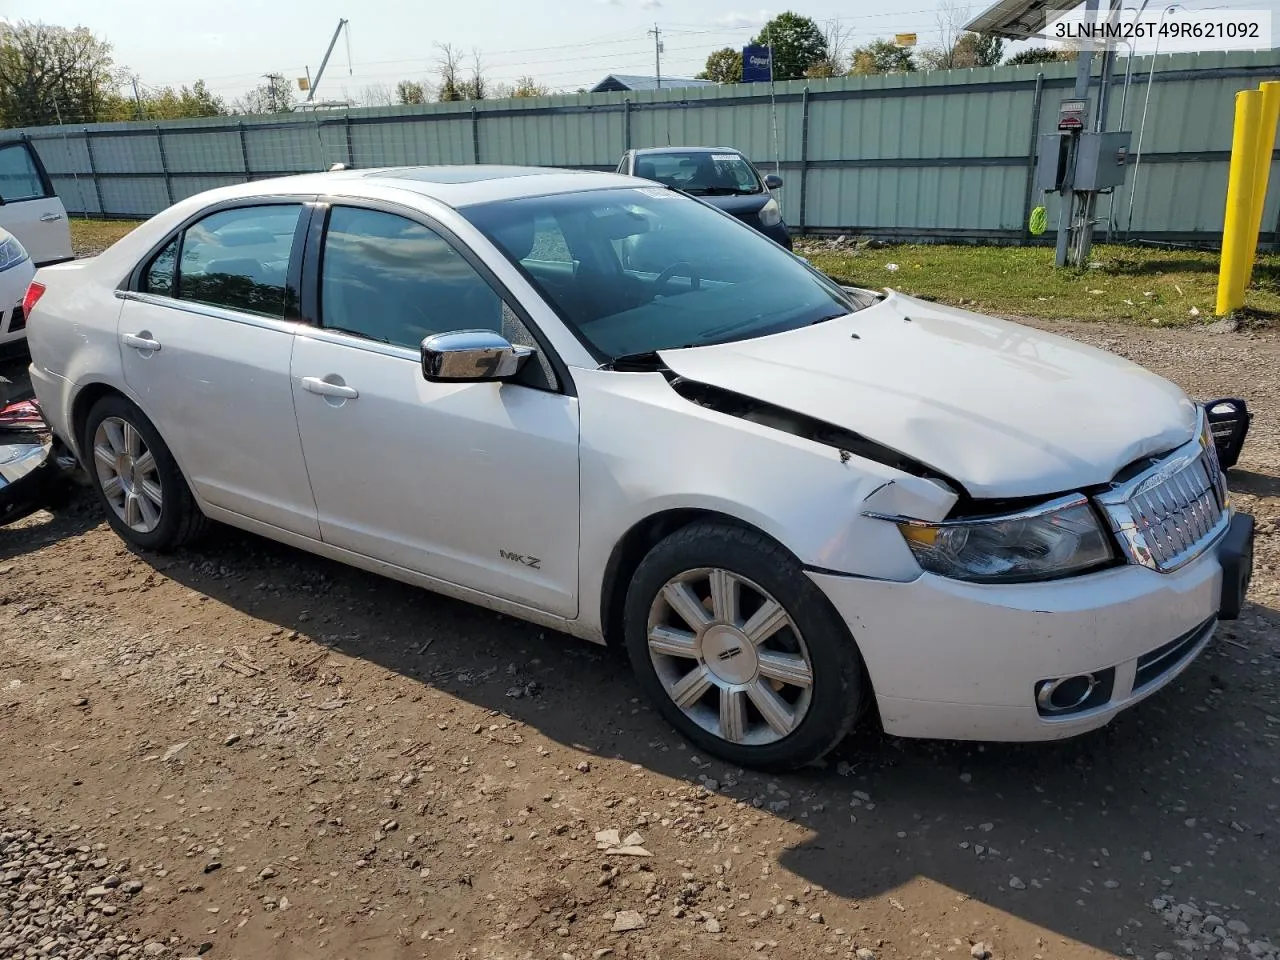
[122,333,162,352]
[39,212,65,223]
[301,376,358,399]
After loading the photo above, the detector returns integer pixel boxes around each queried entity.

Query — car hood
[658,291,1198,499]
[694,192,770,217]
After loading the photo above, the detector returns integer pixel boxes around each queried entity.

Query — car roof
[198,165,645,210]
[632,146,745,156]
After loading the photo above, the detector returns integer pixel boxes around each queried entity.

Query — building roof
[590,74,717,93]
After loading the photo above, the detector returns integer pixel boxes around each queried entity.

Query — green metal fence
[6,49,1280,244]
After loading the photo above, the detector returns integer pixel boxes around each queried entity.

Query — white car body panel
[660,291,1198,499]
[0,194,71,267]
[290,331,581,617]
[117,295,320,538]
[23,166,1239,748]
[0,139,73,267]
[812,542,1221,739]
[0,227,35,345]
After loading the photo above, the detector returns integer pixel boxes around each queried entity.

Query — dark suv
[616,146,792,249]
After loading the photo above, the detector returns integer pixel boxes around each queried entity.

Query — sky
[4,0,1279,106]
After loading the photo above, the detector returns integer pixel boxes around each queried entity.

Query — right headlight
[873,494,1115,584]
[0,234,29,272]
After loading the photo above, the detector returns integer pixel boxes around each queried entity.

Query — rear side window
[0,143,48,202]
[176,205,302,318]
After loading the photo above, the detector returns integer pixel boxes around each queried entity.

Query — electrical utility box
[1034,131,1131,193]
[1073,131,1131,191]
[1034,133,1071,192]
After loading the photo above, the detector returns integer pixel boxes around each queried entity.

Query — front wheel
[82,395,207,552]
[623,521,868,771]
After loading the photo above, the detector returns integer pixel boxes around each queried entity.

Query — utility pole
[131,76,145,120]
[648,24,663,88]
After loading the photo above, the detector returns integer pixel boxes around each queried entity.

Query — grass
[802,241,1280,327]
[69,218,144,258]
[71,218,1274,328]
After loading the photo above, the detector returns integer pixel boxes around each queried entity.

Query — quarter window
[143,238,178,296]
[319,206,504,349]
[0,143,47,202]
[176,204,302,318]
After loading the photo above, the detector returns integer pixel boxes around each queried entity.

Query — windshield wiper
[688,186,756,197]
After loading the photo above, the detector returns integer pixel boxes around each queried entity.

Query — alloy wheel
[93,416,163,533]
[646,567,814,746]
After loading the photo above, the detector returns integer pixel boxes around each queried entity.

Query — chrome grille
[1096,418,1229,573]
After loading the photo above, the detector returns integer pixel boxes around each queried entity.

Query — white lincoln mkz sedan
[24,166,1253,770]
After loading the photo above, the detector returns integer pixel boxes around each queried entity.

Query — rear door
[118,200,320,538]
[0,141,71,266]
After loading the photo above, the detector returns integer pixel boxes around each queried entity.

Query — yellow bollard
[1243,80,1280,286]
[1217,89,1263,316]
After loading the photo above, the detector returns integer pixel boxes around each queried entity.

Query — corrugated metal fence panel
[6,49,1280,238]
[349,117,474,166]
[47,174,98,216]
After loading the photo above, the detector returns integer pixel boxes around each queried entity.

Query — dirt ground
[2,306,1278,960]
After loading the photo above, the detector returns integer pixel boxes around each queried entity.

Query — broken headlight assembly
[758,197,782,227]
[868,494,1115,584]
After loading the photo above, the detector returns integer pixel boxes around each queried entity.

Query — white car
[0,226,36,348]
[24,166,1254,770]
[0,138,73,268]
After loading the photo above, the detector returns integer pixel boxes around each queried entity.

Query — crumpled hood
[659,291,1198,499]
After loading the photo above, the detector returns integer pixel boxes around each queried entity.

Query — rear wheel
[623,521,867,771]
[83,395,207,551]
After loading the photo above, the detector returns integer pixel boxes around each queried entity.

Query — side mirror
[421,330,533,383]
[764,174,784,190]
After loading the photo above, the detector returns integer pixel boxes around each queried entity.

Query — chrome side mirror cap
[421,330,534,383]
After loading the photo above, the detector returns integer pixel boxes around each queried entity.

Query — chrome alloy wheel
[646,567,814,746]
[93,416,163,533]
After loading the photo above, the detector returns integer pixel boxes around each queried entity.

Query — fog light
[1034,668,1115,717]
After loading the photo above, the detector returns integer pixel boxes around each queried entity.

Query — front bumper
[809,513,1252,742]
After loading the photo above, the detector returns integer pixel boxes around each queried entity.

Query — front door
[290,204,580,617]
[118,201,319,538]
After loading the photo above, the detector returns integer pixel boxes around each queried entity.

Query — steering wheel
[654,261,702,296]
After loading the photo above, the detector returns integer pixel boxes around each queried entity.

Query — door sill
[200,504,599,643]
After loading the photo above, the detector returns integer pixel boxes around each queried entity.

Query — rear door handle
[301,376,358,399]
[122,333,161,352]
[39,212,65,222]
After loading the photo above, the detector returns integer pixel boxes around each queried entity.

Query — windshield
[633,151,762,196]
[461,186,858,361]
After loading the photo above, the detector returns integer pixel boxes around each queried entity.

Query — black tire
[82,394,208,552]
[623,521,867,771]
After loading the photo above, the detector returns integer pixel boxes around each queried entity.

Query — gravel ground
[0,311,1277,959]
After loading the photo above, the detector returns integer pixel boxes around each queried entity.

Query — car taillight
[22,281,45,317]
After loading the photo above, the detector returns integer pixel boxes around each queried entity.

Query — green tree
[1005,46,1077,65]
[233,73,293,114]
[970,33,1005,66]
[0,21,120,127]
[697,47,743,83]
[751,11,828,81]
[396,80,427,104]
[511,76,549,98]
[139,80,226,119]
[849,39,917,76]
